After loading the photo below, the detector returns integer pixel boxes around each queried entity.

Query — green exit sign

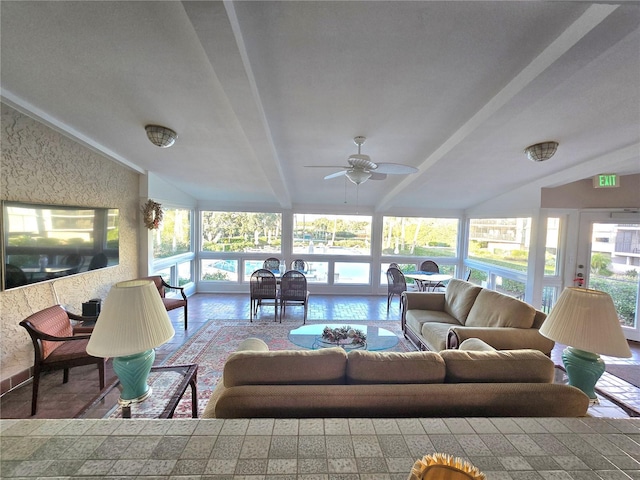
[593,174,619,188]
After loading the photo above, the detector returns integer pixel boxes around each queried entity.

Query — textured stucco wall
[0,104,140,381]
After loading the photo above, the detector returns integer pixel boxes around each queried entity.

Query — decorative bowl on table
[318,325,367,349]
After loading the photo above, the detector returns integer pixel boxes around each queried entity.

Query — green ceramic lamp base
[562,347,605,402]
[112,349,155,404]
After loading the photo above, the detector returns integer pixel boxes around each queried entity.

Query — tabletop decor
[408,453,486,480]
[321,325,366,347]
[142,199,163,229]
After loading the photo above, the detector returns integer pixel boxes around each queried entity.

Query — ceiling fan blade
[369,172,387,181]
[374,163,418,175]
[324,170,348,180]
[305,165,349,169]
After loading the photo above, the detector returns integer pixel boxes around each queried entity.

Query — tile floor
[1,293,639,419]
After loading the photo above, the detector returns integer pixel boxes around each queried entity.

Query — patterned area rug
[160,320,413,418]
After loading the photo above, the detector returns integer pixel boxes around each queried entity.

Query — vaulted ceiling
[2,1,639,213]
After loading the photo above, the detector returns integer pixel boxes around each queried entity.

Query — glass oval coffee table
[289,323,399,351]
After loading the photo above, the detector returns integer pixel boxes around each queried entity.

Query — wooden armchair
[140,275,188,329]
[19,305,106,416]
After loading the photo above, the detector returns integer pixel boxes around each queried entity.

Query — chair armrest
[34,332,91,342]
[447,326,555,355]
[161,279,187,300]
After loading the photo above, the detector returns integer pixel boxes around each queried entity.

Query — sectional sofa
[203,337,589,418]
[402,279,555,354]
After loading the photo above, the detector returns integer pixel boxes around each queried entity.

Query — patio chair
[250,269,279,321]
[279,270,309,323]
[19,305,106,415]
[5,263,28,289]
[386,266,407,313]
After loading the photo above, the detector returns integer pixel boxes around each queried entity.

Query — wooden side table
[76,364,198,419]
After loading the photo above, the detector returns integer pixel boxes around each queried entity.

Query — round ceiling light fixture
[145,125,178,148]
[524,141,558,162]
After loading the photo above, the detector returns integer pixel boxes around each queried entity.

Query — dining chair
[279,270,309,323]
[418,260,444,291]
[291,259,308,273]
[386,266,407,313]
[61,254,85,274]
[19,305,106,415]
[263,257,281,272]
[250,269,279,321]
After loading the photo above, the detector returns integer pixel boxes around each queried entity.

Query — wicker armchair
[263,257,281,272]
[386,267,407,313]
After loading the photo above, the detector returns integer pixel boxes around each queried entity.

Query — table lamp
[539,287,631,402]
[87,279,175,404]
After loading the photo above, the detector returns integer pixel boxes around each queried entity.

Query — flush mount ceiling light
[145,125,177,148]
[524,141,558,162]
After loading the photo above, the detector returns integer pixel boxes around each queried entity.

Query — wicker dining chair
[386,266,407,313]
[418,260,445,291]
[263,257,281,272]
[250,269,279,321]
[291,259,308,273]
[279,270,309,323]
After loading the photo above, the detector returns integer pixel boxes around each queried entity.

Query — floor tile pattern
[1,417,639,478]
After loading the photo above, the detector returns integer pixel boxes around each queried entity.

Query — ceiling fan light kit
[524,141,558,162]
[145,125,178,148]
[311,136,418,185]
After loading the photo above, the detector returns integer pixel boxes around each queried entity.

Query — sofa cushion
[224,347,348,387]
[420,322,459,351]
[465,289,536,329]
[440,348,555,383]
[346,350,445,384]
[443,279,482,323]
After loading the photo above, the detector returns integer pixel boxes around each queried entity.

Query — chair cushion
[465,289,536,329]
[443,280,482,323]
[346,350,445,384]
[162,298,186,311]
[224,347,348,387]
[43,338,94,363]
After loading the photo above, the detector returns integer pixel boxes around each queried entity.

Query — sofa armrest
[447,326,555,355]
[402,291,445,312]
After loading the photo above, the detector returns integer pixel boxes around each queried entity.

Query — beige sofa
[202,337,588,418]
[402,279,555,355]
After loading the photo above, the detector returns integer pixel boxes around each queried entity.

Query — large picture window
[201,212,282,253]
[152,207,191,259]
[292,214,372,256]
[382,216,458,257]
[467,217,532,272]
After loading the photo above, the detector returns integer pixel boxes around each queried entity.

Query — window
[292,214,371,255]
[201,259,238,282]
[382,216,458,257]
[201,211,282,253]
[153,207,191,259]
[545,217,560,276]
[467,217,532,273]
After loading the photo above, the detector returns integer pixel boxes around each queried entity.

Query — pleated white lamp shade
[87,279,175,357]
[540,287,631,358]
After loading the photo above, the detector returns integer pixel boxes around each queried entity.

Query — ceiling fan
[307,136,418,185]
